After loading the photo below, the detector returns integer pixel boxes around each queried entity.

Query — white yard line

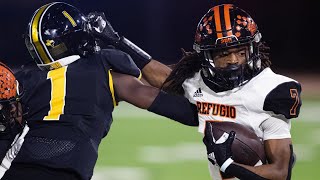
[92,167,150,180]
[138,143,206,163]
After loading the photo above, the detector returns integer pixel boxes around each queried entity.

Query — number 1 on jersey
[44,67,67,120]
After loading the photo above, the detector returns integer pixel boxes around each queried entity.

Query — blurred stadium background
[0,0,318,179]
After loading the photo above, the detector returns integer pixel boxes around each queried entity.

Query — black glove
[86,12,152,69]
[203,125,236,172]
[86,12,121,45]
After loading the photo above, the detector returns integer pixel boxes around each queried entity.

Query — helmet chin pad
[209,64,244,90]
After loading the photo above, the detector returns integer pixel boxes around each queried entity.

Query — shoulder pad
[263,81,302,119]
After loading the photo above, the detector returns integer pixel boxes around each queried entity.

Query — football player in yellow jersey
[2,2,198,180]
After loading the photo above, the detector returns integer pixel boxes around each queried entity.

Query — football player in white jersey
[161,4,301,180]
[88,3,302,180]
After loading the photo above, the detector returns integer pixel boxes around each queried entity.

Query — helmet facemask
[0,100,23,134]
[59,31,100,58]
[200,37,262,92]
[0,64,24,134]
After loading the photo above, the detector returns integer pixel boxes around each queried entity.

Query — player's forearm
[128,86,199,126]
[112,72,198,126]
[227,162,288,180]
[225,163,269,180]
[142,60,172,88]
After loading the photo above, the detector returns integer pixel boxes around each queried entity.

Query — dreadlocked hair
[258,41,272,69]
[161,50,202,95]
[162,41,272,95]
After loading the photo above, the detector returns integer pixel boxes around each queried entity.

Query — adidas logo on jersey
[193,88,203,97]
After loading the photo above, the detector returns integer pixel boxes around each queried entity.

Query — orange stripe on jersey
[213,6,223,38]
[224,4,233,36]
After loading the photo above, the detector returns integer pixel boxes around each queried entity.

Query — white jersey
[183,68,301,138]
[182,68,302,180]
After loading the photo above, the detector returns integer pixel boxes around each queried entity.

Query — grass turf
[94,98,319,180]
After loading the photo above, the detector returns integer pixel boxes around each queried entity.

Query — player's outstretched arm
[87,12,171,88]
[140,60,172,88]
[111,71,198,126]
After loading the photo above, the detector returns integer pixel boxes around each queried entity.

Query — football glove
[203,129,236,172]
[86,12,120,45]
[86,12,152,69]
[0,124,29,178]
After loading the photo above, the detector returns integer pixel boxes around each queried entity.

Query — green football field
[92,97,320,180]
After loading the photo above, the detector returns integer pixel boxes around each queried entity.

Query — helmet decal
[209,5,233,38]
[62,11,77,27]
[45,39,55,47]
[235,15,258,37]
[247,18,258,36]
[194,4,260,51]
[212,4,234,38]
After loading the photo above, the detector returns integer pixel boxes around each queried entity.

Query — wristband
[220,157,234,172]
[119,37,152,69]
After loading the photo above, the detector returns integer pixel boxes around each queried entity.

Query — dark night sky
[0,0,317,73]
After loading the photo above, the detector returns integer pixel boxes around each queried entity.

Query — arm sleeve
[147,91,199,126]
[260,116,291,140]
[100,49,141,78]
[225,164,268,180]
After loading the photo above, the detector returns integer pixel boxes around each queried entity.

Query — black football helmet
[25,2,99,70]
[0,62,23,134]
[193,4,262,92]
